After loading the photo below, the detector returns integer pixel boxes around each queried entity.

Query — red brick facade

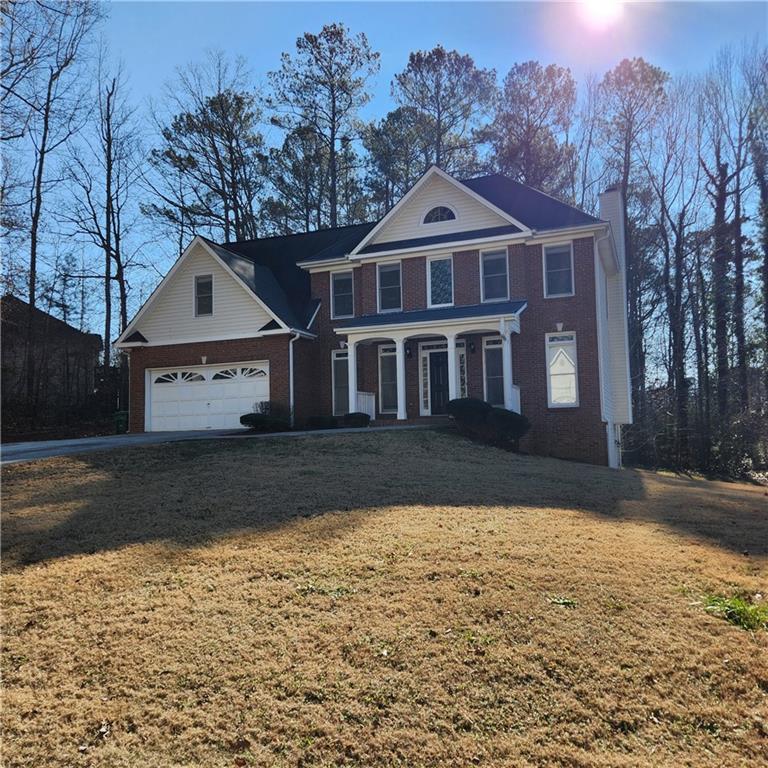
[127,234,609,465]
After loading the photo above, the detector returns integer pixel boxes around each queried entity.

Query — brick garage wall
[128,336,290,433]
[509,236,608,465]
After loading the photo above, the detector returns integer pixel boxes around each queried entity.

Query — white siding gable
[134,242,272,345]
[371,174,509,246]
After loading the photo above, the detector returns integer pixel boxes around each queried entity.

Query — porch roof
[335,300,527,333]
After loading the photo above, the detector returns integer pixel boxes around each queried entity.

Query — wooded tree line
[2,2,766,474]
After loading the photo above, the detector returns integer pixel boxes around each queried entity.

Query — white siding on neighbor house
[371,174,509,246]
[135,243,272,345]
[598,189,632,425]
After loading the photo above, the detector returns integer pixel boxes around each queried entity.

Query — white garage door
[148,361,270,431]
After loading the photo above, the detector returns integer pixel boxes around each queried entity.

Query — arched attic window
[423,206,456,224]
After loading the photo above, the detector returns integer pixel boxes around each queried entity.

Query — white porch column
[446,333,458,402]
[395,337,407,420]
[502,324,514,411]
[347,338,358,414]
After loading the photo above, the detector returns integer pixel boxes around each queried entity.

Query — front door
[429,351,449,415]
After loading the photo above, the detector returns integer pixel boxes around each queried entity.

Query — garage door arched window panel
[212,368,238,380]
[240,367,267,378]
[154,372,180,384]
[180,371,205,382]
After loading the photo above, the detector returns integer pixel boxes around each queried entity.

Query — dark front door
[429,351,449,415]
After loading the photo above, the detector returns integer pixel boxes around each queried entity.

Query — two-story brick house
[116,167,632,466]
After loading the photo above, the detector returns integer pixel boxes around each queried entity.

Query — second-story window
[481,250,509,302]
[195,274,213,317]
[428,256,453,307]
[331,271,354,318]
[378,262,402,312]
[544,243,574,297]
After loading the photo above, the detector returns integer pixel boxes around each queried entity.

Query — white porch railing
[356,391,376,419]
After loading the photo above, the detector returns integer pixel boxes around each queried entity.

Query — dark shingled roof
[124,330,148,343]
[460,174,603,230]
[213,223,376,329]
[335,300,527,330]
[187,173,600,332]
[358,224,521,255]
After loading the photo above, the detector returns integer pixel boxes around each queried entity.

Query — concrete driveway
[1,429,247,465]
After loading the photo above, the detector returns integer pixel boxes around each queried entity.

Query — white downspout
[288,331,301,427]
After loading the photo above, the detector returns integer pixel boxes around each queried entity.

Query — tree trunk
[732,185,748,410]
[709,156,731,421]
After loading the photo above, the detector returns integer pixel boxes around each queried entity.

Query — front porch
[335,304,525,421]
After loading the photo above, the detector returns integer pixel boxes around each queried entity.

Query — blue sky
[106,1,766,136]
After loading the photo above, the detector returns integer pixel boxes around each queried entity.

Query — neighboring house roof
[1,294,102,349]
[334,300,527,330]
[461,174,603,230]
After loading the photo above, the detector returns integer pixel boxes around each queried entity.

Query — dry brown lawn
[2,429,767,767]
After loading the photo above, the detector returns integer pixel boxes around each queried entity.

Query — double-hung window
[481,250,509,302]
[546,332,578,407]
[195,274,213,317]
[483,337,505,406]
[331,271,354,318]
[378,345,398,413]
[332,350,349,416]
[378,262,402,312]
[428,256,453,307]
[544,243,574,297]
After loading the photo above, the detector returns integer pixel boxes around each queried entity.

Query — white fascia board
[349,166,532,257]
[306,302,322,330]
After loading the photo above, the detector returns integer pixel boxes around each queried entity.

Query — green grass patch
[703,593,768,631]
[548,595,578,608]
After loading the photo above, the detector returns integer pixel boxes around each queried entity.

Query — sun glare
[581,0,625,30]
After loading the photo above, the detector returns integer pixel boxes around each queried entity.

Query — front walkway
[0,424,436,465]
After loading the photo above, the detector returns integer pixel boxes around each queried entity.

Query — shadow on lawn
[2,430,766,568]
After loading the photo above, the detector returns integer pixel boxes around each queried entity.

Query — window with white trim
[483,337,504,406]
[428,256,453,307]
[332,350,349,416]
[546,332,578,407]
[544,243,574,297]
[423,206,456,224]
[378,263,402,312]
[195,274,213,316]
[481,250,509,302]
[331,271,354,318]
[378,345,398,413]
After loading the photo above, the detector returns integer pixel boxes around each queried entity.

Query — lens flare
[581,0,625,30]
